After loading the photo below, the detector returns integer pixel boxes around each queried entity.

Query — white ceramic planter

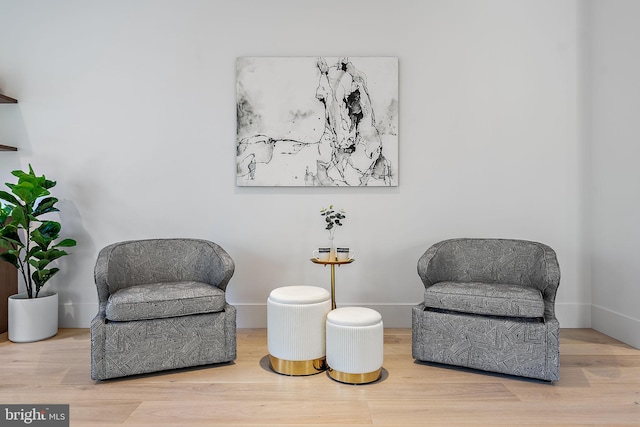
[8,292,58,343]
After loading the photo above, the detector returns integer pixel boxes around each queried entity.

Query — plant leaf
[33,197,59,217]
[29,258,51,270]
[54,238,76,248]
[32,248,68,262]
[7,182,50,204]
[32,267,59,289]
[0,252,19,269]
[10,206,28,229]
[0,227,23,248]
[37,221,61,240]
[30,229,52,250]
[0,190,21,207]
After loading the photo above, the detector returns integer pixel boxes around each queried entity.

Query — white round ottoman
[326,307,383,384]
[267,286,331,375]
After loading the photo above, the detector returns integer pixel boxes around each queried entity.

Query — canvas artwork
[236,57,398,186]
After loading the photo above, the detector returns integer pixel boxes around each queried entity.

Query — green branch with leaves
[320,205,346,231]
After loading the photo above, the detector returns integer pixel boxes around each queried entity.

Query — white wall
[0,0,588,328]
[587,0,640,348]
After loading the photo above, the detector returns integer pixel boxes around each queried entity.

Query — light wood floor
[0,328,638,426]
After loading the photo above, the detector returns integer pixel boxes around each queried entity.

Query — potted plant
[320,205,346,260]
[0,165,76,342]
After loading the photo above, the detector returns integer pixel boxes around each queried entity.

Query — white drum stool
[267,286,331,375]
[326,307,384,384]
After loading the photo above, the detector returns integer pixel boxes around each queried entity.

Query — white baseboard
[236,303,415,328]
[64,303,419,328]
[59,302,97,328]
[59,302,595,330]
[555,302,591,328]
[234,303,266,329]
[237,303,593,329]
[591,305,640,349]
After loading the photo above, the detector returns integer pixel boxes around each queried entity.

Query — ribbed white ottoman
[326,307,383,384]
[267,286,331,375]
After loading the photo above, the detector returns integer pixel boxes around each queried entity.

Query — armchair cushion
[424,281,544,318]
[106,281,226,322]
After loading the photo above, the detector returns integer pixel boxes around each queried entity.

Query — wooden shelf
[0,93,18,104]
[1,93,19,150]
[0,94,18,103]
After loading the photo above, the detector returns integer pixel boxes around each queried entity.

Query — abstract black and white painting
[236,57,398,186]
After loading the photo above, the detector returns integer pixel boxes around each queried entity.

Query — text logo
[1,405,69,427]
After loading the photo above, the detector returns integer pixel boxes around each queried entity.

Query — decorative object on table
[267,286,331,376]
[0,165,77,342]
[312,247,331,262]
[412,238,561,382]
[336,247,355,262]
[236,56,398,186]
[320,204,345,260]
[91,238,236,380]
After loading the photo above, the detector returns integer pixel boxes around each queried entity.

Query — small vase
[327,228,336,261]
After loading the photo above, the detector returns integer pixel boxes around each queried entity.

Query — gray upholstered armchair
[412,238,560,381]
[91,238,236,380]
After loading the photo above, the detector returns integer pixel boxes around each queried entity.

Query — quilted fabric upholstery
[91,238,236,380]
[424,281,544,318]
[412,303,559,380]
[91,307,236,381]
[106,281,226,321]
[418,238,559,293]
[412,238,561,381]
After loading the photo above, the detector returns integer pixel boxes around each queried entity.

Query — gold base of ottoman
[269,355,327,376]
[328,367,382,384]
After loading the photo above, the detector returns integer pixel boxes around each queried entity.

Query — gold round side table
[310,258,354,310]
